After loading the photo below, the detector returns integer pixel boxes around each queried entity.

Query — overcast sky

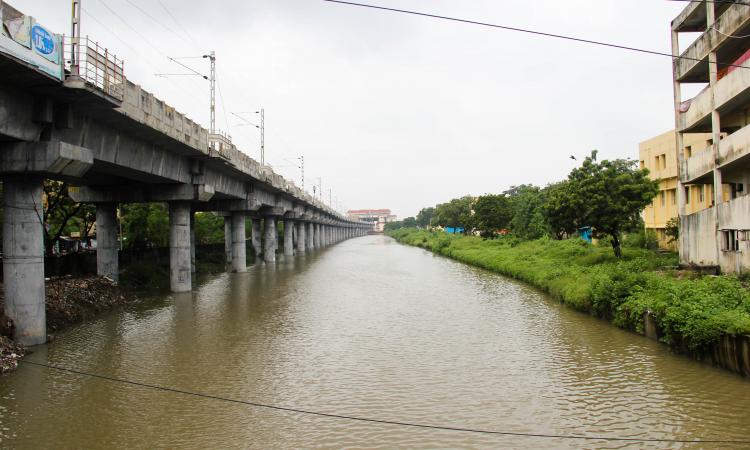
[14,0,691,218]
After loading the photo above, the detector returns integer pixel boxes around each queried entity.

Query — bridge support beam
[96,203,119,282]
[264,216,277,263]
[296,221,306,253]
[306,222,314,250]
[190,212,196,274]
[231,212,247,272]
[314,223,321,249]
[224,216,232,264]
[251,219,262,258]
[3,177,46,346]
[283,220,294,256]
[169,202,192,292]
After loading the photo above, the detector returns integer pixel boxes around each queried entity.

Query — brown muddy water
[1,235,749,449]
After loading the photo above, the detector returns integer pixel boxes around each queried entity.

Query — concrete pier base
[314,223,321,248]
[190,212,196,274]
[231,212,247,272]
[169,202,192,292]
[224,216,232,264]
[296,221,306,253]
[252,219,262,258]
[306,222,314,251]
[96,203,119,282]
[264,217,277,263]
[3,177,46,345]
[284,220,294,256]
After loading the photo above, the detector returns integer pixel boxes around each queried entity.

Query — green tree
[403,216,417,228]
[434,196,474,231]
[43,180,93,256]
[504,185,549,240]
[542,181,580,239]
[195,212,224,244]
[384,221,405,232]
[557,150,659,257]
[473,194,512,237]
[121,203,169,249]
[416,207,435,228]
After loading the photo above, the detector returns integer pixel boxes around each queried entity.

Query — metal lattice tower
[208,51,216,135]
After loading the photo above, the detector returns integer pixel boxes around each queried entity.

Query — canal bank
[2,235,749,449]
[388,228,750,377]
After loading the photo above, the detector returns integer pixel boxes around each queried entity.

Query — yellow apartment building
[640,131,716,249]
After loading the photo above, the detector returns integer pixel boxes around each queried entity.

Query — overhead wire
[18,360,750,445]
[321,0,750,70]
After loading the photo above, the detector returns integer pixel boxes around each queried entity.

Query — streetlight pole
[70,0,82,79]
[204,51,216,135]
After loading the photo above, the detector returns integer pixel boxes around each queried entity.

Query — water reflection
[1,235,749,449]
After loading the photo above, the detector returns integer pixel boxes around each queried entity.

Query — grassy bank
[388,228,750,353]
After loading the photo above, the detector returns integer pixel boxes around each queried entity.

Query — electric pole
[299,155,304,189]
[70,0,82,79]
[205,51,216,135]
[259,108,265,166]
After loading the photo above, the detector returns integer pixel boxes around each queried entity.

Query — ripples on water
[1,235,749,449]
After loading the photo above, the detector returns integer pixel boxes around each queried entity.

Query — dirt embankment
[0,276,138,373]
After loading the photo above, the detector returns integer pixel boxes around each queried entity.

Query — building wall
[639,130,713,249]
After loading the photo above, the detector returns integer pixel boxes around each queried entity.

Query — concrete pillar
[190,211,196,274]
[306,222,314,250]
[284,219,294,256]
[314,223,321,248]
[322,225,328,246]
[296,221,306,253]
[169,202,192,293]
[3,177,46,345]
[264,216,277,263]
[251,218,262,258]
[231,212,247,272]
[224,216,232,264]
[96,203,119,282]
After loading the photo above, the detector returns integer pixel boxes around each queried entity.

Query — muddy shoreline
[0,276,138,373]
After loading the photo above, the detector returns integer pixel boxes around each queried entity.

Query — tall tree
[504,185,549,240]
[558,151,659,257]
[472,194,512,236]
[416,207,435,228]
[434,196,474,231]
[43,180,84,256]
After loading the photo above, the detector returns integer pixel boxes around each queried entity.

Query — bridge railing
[63,36,125,101]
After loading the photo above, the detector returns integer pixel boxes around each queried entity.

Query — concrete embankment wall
[644,312,750,377]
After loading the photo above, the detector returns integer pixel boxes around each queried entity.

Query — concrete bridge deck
[0,15,369,345]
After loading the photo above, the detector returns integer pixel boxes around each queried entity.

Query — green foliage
[386,228,750,351]
[434,196,474,231]
[194,212,224,245]
[504,184,549,240]
[623,229,659,250]
[416,207,435,227]
[551,151,659,257]
[43,181,96,255]
[665,217,679,244]
[121,203,169,249]
[403,217,417,228]
[472,194,512,236]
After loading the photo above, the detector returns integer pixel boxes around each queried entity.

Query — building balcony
[679,57,750,133]
[719,121,750,169]
[675,3,750,83]
[681,146,714,184]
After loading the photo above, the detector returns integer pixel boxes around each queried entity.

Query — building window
[671,189,677,205]
[685,186,691,204]
[707,138,714,147]
[639,160,645,170]
[684,146,692,158]
[654,156,660,169]
[699,185,705,203]
[722,230,740,252]
[660,191,666,206]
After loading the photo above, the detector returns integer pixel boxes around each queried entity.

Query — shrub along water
[388,228,750,352]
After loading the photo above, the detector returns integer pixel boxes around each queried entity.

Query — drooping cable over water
[17,360,750,444]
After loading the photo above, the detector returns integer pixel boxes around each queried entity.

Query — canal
[1,235,749,449]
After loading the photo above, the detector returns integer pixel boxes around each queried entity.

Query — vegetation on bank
[388,228,750,351]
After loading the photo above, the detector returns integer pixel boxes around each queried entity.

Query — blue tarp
[444,227,464,234]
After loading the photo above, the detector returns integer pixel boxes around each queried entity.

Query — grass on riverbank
[388,228,750,351]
